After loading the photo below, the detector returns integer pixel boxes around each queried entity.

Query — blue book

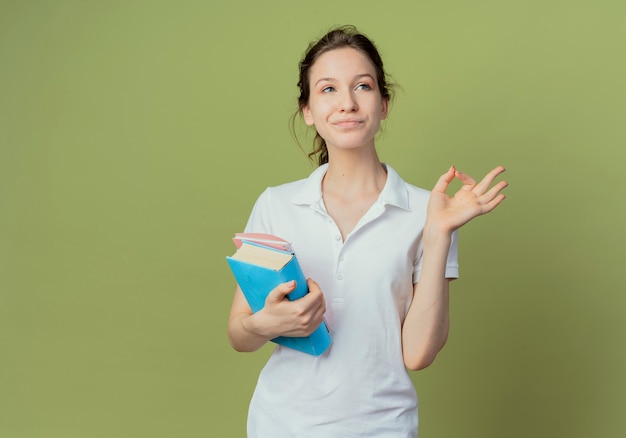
[226,234,331,356]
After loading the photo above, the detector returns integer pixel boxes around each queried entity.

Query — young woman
[228,26,507,437]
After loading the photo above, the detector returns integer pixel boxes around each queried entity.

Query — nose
[339,91,358,112]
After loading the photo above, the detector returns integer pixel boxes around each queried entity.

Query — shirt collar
[291,163,411,211]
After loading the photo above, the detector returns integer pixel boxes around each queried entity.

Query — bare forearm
[228,312,273,352]
[402,227,452,370]
[402,165,507,370]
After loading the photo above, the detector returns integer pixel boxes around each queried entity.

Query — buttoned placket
[311,199,388,297]
[316,209,345,281]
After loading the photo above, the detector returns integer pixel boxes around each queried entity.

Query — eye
[321,86,335,93]
[356,83,372,91]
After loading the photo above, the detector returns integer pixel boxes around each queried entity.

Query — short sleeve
[413,229,460,283]
[243,188,272,234]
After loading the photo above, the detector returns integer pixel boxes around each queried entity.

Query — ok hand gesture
[427,166,508,233]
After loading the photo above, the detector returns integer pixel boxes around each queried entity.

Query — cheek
[303,98,328,126]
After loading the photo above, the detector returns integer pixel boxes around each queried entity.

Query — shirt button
[338,255,344,262]
[337,273,343,280]
[335,234,341,241]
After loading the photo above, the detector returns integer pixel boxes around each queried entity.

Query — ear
[302,105,315,126]
[381,98,389,120]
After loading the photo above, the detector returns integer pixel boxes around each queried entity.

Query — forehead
[309,47,377,80]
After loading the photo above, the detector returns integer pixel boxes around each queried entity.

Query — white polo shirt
[244,164,459,438]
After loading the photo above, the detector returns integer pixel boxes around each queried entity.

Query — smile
[333,119,363,129]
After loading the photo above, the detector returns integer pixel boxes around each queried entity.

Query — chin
[327,135,377,151]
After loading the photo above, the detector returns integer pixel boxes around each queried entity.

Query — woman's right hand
[251,278,327,339]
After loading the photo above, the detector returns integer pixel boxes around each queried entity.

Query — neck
[323,147,387,196]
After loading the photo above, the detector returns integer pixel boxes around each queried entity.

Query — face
[302,47,388,153]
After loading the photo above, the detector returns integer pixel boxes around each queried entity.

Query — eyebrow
[314,73,375,87]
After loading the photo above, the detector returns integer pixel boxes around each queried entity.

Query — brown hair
[292,25,394,166]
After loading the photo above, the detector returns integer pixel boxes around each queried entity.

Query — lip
[333,119,363,129]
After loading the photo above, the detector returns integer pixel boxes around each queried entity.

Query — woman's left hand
[426,165,508,233]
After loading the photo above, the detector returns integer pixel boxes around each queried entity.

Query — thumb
[267,280,296,303]
[432,166,456,193]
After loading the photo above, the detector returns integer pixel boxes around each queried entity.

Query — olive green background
[1,0,624,437]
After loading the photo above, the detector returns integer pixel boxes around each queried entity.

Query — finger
[303,300,327,335]
[267,280,297,303]
[453,169,477,191]
[305,311,326,336]
[297,290,325,315]
[480,193,506,214]
[307,278,321,293]
[432,166,456,193]
[478,179,508,204]
[474,166,506,194]
[306,278,326,311]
